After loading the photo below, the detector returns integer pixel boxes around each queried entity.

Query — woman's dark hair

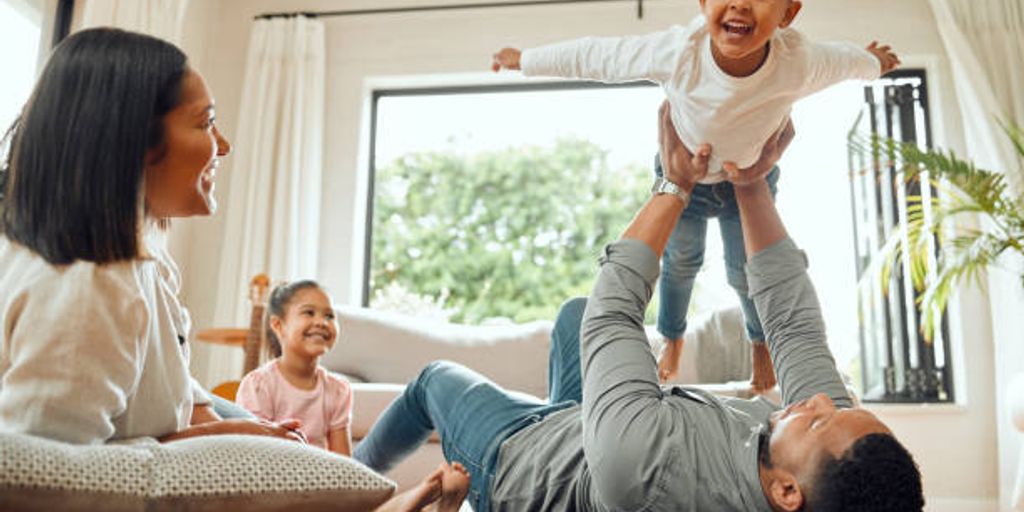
[264,280,325,358]
[0,28,187,264]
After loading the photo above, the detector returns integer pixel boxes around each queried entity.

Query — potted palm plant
[864,123,1024,340]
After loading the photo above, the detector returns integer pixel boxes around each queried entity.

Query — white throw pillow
[0,432,395,511]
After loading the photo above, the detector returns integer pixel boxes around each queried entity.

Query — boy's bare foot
[374,467,442,512]
[750,341,777,394]
[657,337,684,383]
[428,461,471,512]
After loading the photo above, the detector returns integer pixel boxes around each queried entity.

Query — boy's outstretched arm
[492,47,521,72]
[492,29,685,83]
[865,41,901,75]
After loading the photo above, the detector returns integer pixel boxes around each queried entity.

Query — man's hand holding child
[722,119,796,187]
[658,101,709,193]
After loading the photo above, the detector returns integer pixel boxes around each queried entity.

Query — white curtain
[927,0,1024,509]
[212,16,326,332]
[928,0,1023,190]
[80,0,189,43]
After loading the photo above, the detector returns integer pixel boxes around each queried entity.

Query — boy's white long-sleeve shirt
[521,16,881,182]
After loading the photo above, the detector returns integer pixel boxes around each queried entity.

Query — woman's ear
[144,143,165,166]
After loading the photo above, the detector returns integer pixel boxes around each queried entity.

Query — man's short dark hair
[807,433,924,511]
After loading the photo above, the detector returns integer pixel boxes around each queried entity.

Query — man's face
[765,393,891,480]
[699,0,802,61]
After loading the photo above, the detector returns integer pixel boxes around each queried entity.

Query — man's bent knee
[413,360,464,390]
[556,297,587,325]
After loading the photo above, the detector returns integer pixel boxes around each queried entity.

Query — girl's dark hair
[0,28,187,265]
[264,280,324,358]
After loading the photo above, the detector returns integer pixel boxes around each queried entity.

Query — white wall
[991,254,1024,511]
[170,0,998,504]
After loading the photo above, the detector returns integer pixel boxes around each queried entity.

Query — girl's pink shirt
[236,360,352,449]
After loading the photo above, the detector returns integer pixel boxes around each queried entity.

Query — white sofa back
[322,305,554,399]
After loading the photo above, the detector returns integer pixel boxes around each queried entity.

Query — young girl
[236,281,473,511]
[237,280,353,455]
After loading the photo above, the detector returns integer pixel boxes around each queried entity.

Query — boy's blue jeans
[353,298,588,511]
[653,155,779,342]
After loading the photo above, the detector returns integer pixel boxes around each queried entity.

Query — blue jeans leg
[658,213,708,340]
[353,360,559,510]
[210,394,255,420]
[718,208,764,341]
[715,166,780,342]
[654,153,715,341]
[547,297,587,404]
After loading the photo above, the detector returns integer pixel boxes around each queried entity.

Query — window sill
[863,402,968,415]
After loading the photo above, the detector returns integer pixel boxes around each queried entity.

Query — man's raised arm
[576,104,709,508]
[730,123,853,408]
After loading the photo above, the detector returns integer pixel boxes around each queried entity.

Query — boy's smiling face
[700,0,802,72]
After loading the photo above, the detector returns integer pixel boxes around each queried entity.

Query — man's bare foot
[657,337,684,383]
[750,341,777,394]
[374,467,442,512]
[427,461,471,512]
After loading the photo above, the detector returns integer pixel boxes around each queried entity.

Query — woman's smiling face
[144,68,231,218]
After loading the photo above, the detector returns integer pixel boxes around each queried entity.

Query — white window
[0,0,48,132]
[367,79,869,384]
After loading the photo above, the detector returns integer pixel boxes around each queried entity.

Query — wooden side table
[194,274,271,400]
[195,328,248,401]
[195,328,248,348]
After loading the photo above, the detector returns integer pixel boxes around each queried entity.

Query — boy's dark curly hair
[806,433,924,511]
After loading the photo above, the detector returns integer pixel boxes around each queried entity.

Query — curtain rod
[255,0,646,21]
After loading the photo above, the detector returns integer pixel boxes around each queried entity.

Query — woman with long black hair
[0,27,300,444]
[0,28,471,512]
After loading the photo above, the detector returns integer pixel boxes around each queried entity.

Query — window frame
[362,80,656,307]
[849,68,954,404]
[52,0,73,46]
[363,74,950,405]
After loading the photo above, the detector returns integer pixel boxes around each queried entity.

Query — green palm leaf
[854,122,1024,341]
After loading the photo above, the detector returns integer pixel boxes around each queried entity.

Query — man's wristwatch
[651,177,690,208]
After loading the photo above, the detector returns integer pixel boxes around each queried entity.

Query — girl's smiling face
[271,287,339,359]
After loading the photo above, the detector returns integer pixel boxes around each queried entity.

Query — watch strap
[651,177,690,207]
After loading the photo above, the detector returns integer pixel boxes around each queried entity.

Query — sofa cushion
[668,307,751,385]
[0,432,395,511]
[347,383,429,441]
[324,305,553,399]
